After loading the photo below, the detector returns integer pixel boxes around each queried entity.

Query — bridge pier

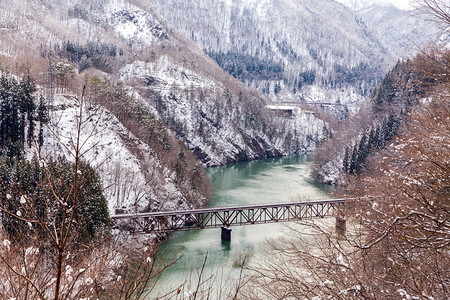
[335,216,346,236]
[221,227,232,241]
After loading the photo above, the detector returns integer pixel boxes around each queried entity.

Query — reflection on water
[151,154,333,297]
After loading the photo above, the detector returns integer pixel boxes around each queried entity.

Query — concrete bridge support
[221,226,232,241]
[335,216,346,236]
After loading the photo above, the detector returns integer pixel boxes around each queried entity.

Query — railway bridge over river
[111,199,347,241]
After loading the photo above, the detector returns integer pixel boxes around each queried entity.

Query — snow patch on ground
[106,1,167,47]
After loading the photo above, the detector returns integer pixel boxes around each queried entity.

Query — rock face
[152,0,399,117]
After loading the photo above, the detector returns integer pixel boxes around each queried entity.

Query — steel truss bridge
[111,199,346,238]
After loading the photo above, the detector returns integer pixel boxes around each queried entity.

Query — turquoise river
[150,154,334,298]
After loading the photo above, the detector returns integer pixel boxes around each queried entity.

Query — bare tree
[415,0,450,29]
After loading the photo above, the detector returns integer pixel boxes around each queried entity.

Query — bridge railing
[111,199,347,234]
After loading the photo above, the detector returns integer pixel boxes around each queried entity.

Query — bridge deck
[111,199,346,234]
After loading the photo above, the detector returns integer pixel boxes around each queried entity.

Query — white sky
[378,0,413,10]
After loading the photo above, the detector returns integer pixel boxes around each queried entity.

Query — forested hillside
[153,0,400,118]
[311,54,437,183]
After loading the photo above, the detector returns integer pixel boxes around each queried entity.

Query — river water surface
[152,154,333,297]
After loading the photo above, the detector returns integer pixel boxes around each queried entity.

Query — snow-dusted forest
[153,0,398,116]
[0,0,330,214]
[0,0,448,298]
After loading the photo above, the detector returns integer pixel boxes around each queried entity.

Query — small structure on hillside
[266,104,315,119]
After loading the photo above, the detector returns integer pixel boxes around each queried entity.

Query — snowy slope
[119,56,328,166]
[80,0,332,165]
[335,0,412,11]
[37,94,198,214]
[0,1,213,214]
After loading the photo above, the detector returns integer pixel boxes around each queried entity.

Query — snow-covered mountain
[0,0,331,212]
[152,0,401,118]
[337,0,447,56]
[40,94,196,213]
[356,4,446,56]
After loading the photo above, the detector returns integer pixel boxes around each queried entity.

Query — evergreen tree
[0,73,45,157]
[0,156,110,242]
[274,82,281,94]
[368,126,375,150]
[0,74,22,157]
[349,144,359,174]
[357,131,368,164]
[37,95,48,147]
[342,147,350,173]
[374,124,383,149]
[19,75,37,148]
